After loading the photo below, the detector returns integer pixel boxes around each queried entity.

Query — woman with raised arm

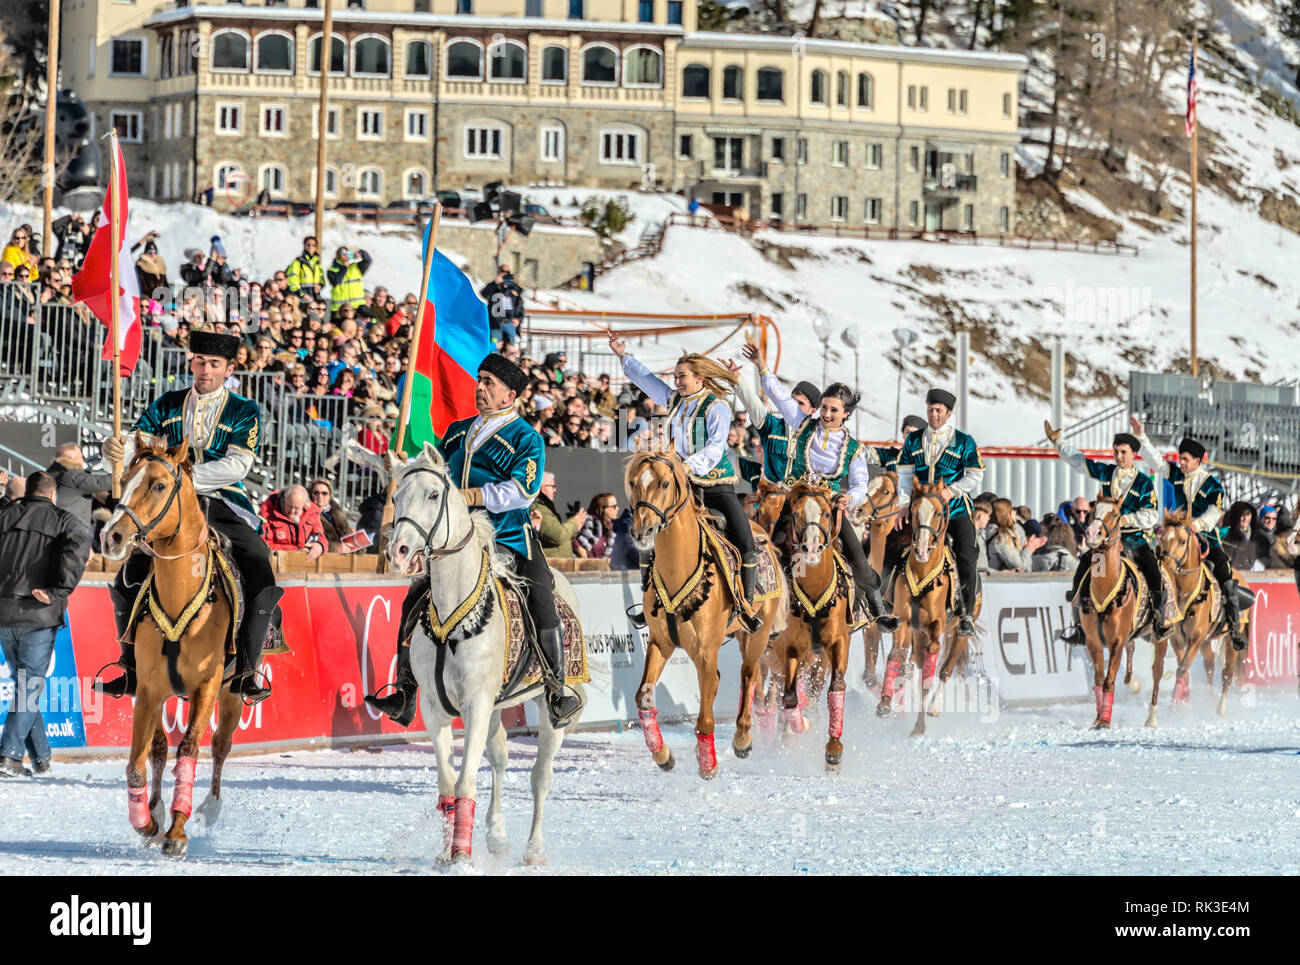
[607,327,762,629]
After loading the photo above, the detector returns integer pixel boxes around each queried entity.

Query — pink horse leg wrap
[1093,685,1103,716]
[1100,691,1115,723]
[451,797,476,856]
[783,706,806,733]
[128,786,151,829]
[638,707,663,754]
[437,794,455,851]
[827,691,845,740]
[923,652,938,687]
[796,674,807,710]
[881,661,902,699]
[696,732,717,773]
[171,756,197,818]
[1173,676,1190,703]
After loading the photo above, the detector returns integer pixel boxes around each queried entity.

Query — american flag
[1185,49,1197,137]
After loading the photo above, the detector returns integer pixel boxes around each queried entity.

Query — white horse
[385,443,583,865]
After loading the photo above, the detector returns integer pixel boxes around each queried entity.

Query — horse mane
[625,450,684,485]
[1163,509,1191,528]
[125,434,193,477]
[913,482,945,498]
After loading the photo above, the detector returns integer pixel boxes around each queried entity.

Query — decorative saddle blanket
[644,518,781,624]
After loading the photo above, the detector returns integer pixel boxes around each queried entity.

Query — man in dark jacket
[478,265,523,345]
[0,471,91,777]
[46,444,112,537]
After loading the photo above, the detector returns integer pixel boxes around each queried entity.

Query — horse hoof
[927,708,942,719]
[825,758,842,773]
[875,701,892,718]
[1093,719,1111,730]
[1127,678,1142,693]
[161,838,188,858]
[523,850,547,867]
[451,848,472,863]
[698,765,718,781]
[732,740,752,760]
[863,672,878,688]
[488,837,509,858]
[196,795,221,829]
[656,750,675,772]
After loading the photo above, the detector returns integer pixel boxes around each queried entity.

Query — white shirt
[620,354,733,478]
[761,371,868,506]
[1056,441,1159,531]
[460,407,533,514]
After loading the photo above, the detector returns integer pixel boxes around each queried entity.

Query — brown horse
[626,452,787,778]
[857,471,902,687]
[1151,512,1250,726]
[753,477,788,537]
[767,483,855,770]
[99,435,244,857]
[878,483,978,737]
[1076,497,1151,729]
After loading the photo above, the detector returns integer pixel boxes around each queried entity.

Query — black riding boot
[1056,613,1086,646]
[862,582,902,633]
[740,551,763,632]
[1221,579,1247,651]
[537,627,583,727]
[228,586,282,703]
[627,551,652,628]
[365,642,420,726]
[1149,586,1169,638]
[95,583,137,699]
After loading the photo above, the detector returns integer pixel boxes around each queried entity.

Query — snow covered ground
[3,686,1296,875]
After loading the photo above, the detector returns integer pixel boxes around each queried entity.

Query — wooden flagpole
[313,0,333,247]
[376,202,442,572]
[108,129,123,498]
[42,0,60,261]
[1190,37,1198,379]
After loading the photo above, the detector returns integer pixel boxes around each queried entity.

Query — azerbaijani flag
[392,217,491,454]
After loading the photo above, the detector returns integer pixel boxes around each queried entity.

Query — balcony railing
[923,173,978,194]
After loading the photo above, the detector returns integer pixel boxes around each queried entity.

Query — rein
[393,465,477,562]
[117,454,185,550]
[632,454,691,529]
[1161,524,1205,576]
[910,494,949,550]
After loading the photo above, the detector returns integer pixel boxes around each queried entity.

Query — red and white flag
[71,136,141,376]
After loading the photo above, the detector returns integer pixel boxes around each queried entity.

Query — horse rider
[892,389,986,637]
[1044,424,1165,644]
[366,353,582,727]
[741,343,900,631]
[1131,416,1247,651]
[865,415,928,473]
[97,331,281,703]
[729,362,821,485]
[606,328,763,631]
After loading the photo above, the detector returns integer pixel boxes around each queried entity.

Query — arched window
[312,166,339,197]
[214,162,243,190]
[308,33,347,74]
[210,29,249,71]
[581,43,617,84]
[445,39,482,79]
[682,63,709,98]
[756,66,783,102]
[857,71,874,109]
[357,167,382,198]
[353,35,390,76]
[255,32,293,73]
[541,45,567,82]
[836,69,848,106]
[723,65,742,99]
[810,69,827,104]
[489,40,525,80]
[404,169,428,199]
[405,40,432,77]
[623,46,661,86]
[258,163,287,197]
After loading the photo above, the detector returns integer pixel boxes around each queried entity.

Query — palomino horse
[1151,512,1250,725]
[1076,497,1151,729]
[626,452,787,778]
[99,435,244,858]
[771,482,855,770]
[857,471,902,687]
[878,483,978,737]
[386,443,584,864]
[753,477,788,537]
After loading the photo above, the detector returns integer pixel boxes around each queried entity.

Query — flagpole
[108,129,123,498]
[314,0,333,247]
[377,202,442,573]
[1190,36,1198,379]
[42,0,61,261]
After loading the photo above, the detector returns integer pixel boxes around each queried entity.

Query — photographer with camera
[533,471,587,559]
[479,263,523,346]
[328,245,371,315]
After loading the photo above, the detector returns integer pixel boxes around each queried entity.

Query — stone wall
[436,219,605,288]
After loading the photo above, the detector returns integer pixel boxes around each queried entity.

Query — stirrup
[625,603,647,629]
[227,668,272,706]
[93,660,135,699]
[1055,624,1085,645]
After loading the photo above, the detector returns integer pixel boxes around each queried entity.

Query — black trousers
[1204,540,1233,585]
[773,501,879,592]
[115,497,276,605]
[880,515,978,612]
[1070,542,1161,599]
[699,484,754,557]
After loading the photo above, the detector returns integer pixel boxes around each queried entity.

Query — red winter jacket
[259,493,327,551]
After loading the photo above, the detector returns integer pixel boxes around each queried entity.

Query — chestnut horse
[626,452,787,778]
[769,483,854,770]
[1150,512,1250,726]
[857,471,902,687]
[99,435,244,858]
[878,483,978,737]
[1077,497,1151,729]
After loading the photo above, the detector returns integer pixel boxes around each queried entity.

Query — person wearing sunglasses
[2,226,39,283]
[307,477,350,551]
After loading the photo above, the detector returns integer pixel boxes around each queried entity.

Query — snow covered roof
[677,32,1027,71]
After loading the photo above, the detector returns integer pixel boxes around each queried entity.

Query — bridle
[910,492,949,549]
[1087,500,1122,551]
[862,481,903,523]
[632,454,690,529]
[1160,519,1205,575]
[392,464,476,564]
[788,486,840,556]
[114,453,209,560]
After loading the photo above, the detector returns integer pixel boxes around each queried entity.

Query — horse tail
[772,556,791,636]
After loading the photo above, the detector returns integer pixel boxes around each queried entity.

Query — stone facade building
[60,1,1024,234]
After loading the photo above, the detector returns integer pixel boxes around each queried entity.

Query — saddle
[643,516,781,627]
[899,544,980,614]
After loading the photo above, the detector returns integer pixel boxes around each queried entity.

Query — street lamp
[841,325,861,437]
[892,327,919,437]
[813,316,830,385]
